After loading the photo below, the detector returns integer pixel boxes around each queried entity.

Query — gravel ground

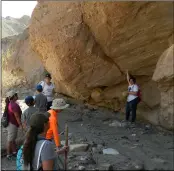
[1,89,174,170]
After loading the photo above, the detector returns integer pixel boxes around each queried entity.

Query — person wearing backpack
[5,90,23,160]
[125,70,140,124]
[39,73,55,110]
[22,96,37,131]
[17,113,69,170]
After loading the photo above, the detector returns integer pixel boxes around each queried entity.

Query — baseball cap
[25,96,34,104]
[30,113,49,129]
[36,84,43,91]
[45,73,52,79]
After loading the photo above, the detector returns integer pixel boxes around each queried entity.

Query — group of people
[4,71,140,170]
[4,73,69,170]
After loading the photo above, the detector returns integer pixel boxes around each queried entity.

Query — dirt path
[1,90,174,170]
[58,104,174,170]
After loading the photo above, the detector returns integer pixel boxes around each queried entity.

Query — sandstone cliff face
[153,45,174,130]
[2,28,44,89]
[30,1,173,129]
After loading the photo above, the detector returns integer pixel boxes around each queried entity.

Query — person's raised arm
[126,70,130,85]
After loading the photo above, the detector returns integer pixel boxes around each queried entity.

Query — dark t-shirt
[8,101,22,127]
[35,93,47,112]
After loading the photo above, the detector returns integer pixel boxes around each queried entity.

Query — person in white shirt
[40,74,55,110]
[125,70,139,123]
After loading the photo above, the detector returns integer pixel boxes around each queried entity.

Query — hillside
[2,15,30,38]
[2,28,44,92]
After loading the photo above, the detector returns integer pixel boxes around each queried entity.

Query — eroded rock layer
[2,28,44,88]
[30,1,173,129]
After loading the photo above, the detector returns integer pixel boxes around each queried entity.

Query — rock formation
[29,1,173,129]
[153,45,174,130]
[2,15,30,38]
[2,28,44,90]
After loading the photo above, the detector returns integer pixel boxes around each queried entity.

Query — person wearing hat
[39,73,55,110]
[21,96,37,131]
[34,84,47,112]
[5,90,22,160]
[20,113,68,170]
[46,98,69,150]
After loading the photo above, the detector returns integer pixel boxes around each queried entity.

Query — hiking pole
[64,124,68,170]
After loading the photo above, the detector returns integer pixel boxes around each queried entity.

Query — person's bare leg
[7,141,12,157]
[11,141,17,155]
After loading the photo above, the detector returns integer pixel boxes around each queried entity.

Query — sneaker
[11,155,17,161]
[6,155,12,160]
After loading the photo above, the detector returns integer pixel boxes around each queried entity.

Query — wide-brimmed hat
[6,90,17,98]
[50,98,69,110]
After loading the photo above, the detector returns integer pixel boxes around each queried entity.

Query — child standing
[22,96,37,131]
[46,98,69,150]
[34,85,47,112]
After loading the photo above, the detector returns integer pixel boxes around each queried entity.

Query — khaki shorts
[7,123,18,141]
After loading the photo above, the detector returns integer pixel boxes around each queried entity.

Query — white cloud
[2,1,37,18]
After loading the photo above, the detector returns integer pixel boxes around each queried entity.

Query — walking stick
[64,124,68,170]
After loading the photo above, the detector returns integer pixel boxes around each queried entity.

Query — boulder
[2,28,44,88]
[82,1,173,76]
[103,148,119,155]
[78,166,86,170]
[109,120,122,127]
[152,45,174,130]
[152,45,174,88]
[29,1,173,129]
[70,144,89,152]
[30,2,121,100]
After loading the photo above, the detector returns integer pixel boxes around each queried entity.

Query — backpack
[136,84,142,103]
[1,103,11,128]
[16,141,46,171]
[1,110,9,128]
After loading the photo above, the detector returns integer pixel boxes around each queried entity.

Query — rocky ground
[1,88,174,170]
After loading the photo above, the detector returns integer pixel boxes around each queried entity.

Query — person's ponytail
[23,127,38,166]
[4,97,10,113]
[23,113,48,166]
